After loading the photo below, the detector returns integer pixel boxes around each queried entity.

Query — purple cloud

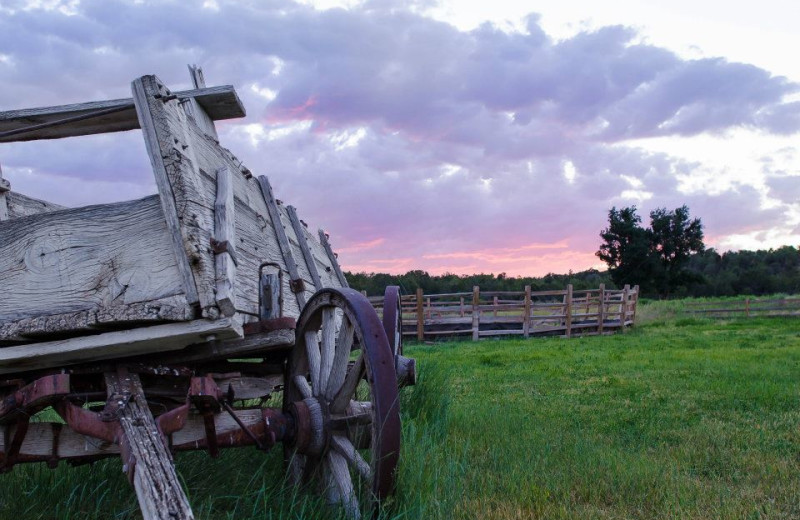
[0,0,797,275]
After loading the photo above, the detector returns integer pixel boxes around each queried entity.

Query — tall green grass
[1,314,799,519]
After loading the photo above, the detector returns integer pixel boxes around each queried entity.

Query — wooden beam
[0,85,244,143]
[287,205,323,291]
[257,176,306,309]
[106,371,195,520]
[185,65,218,139]
[0,318,242,375]
[318,229,349,288]
[213,166,236,316]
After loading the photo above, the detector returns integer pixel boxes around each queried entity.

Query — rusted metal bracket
[0,374,71,424]
[290,277,306,294]
[210,238,239,267]
[189,376,223,458]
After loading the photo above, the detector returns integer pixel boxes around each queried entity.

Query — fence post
[565,284,573,338]
[598,283,605,335]
[745,297,750,318]
[493,296,498,317]
[622,284,630,332]
[416,288,424,341]
[631,285,639,325]
[523,285,531,338]
[460,297,465,317]
[426,296,431,319]
[360,290,367,297]
[472,286,480,341]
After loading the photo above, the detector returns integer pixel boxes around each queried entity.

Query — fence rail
[682,297,800,318]
[367,284,639,341]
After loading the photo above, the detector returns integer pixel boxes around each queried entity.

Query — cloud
[1,0,798,276]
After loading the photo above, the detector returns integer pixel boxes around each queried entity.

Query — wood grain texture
[185,65,218,139]
[257,176,306,309]
[287,205,323,290]
[318,229,349,288]
[106,371,195,520]
[5,191,65,219]
[0,85,244,143]
[0,196,186,326]
[0,317,242,374]
[132,76,202,308]
[213,166,236,316]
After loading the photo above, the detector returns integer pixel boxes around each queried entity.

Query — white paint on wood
[0,317,242,375]
[213,166,236,316]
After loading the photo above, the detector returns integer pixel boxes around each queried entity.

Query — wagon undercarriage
[0,67,415,519]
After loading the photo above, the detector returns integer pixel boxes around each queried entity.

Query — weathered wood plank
[213,166,236,317]
[0,295,193,344]
[132,76,202,308]
[0,85,244,143]
[287,205,323,291]
[106,371,195,520]
[0,196,187,326]
[5,191,66,219]
[257,176,306,309]
[318,229,349,288]
[185,65,219,140]
[0,318,242,375]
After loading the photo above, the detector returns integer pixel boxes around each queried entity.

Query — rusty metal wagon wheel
[284,288,401,519]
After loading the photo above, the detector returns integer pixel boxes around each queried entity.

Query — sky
[1,0,799,276]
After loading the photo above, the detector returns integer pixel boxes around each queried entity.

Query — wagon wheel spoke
[327,450,361,519]
[331,354,364,413]
[331,434,372,480]
[326,315,355,400]
[285,288,401,519]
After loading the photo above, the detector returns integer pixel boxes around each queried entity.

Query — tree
[596,205,704,298]
[648,205,704,297]
[596,206,654,290]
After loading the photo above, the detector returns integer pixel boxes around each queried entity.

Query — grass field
[1,306,799,519]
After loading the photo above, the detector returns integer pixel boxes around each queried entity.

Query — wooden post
[106,370,195,520]
[460,297,465,317]
[257,176,306,309]
[631,285,639,325]
[212,166,236,317]
[622,284,630,332]
[185,64,218,139]
[472,286,480,341]
[523,285,531,339]
[416,288,424,341]
[0,164,9,221]
[745,297,751,318]
[287,205,323,291]
[565,284,573,338]
[597,284,605,334]
[426,297,431,319]
[361,290,367,297]
[493,296,498,317]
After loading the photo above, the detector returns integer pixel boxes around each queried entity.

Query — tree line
[346,205,800,299]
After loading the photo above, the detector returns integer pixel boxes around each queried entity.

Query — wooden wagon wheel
[284,288,401,519]
[382,286,403,358]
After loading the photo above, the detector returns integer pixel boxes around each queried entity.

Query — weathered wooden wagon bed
[0,69,413,520]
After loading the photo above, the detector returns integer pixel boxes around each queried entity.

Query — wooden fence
[682,296,800,318]
[368,284,639,341]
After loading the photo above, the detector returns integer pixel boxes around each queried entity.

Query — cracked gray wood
[0,85,243,143]
[105,371,195,520]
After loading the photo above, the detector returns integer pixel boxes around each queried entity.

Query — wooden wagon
[0,67,414,519]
